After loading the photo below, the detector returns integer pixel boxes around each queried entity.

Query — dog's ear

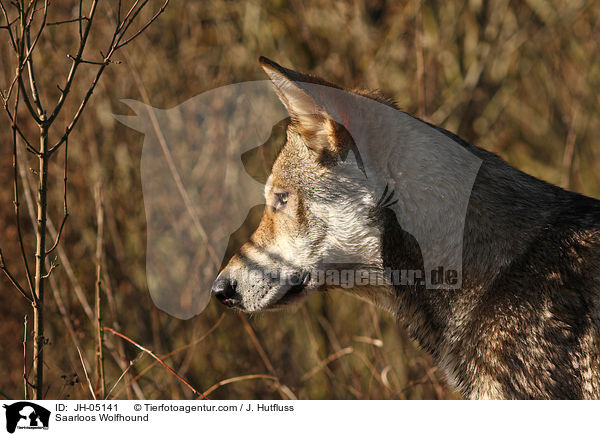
[259,57,348,156]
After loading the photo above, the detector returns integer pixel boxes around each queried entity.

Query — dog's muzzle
[211,277,241,308]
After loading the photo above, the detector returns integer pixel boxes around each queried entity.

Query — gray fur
[213,58,600,399]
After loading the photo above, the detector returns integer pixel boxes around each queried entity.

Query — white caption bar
[0,400,597,435]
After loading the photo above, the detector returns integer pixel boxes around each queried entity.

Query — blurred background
[1,0,599,400]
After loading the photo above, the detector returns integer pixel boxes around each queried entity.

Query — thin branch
[3,106,40,155]
[15,78,41,125]
[561,108,579,189]
[112,313,225,399]
[19,160,126,400]
[78,0,82,39]
[0,9,18,28]
[40,256,58,278]
[353,349,394,393]
[23,0,48,117]
[76,346,96,400]
[50,0,169,154]
[300,347,354,382]
[49,60,108,153]
[16,112,146,401]
[124,58,220,264]
[47,0,171,154]
[238,314,290,399]
[115,0,169,50]
[202,375,277,398]
[105,352,143,400]
[47,271,94,399]
[45,137,68,255]
[0,0,17,50]
[94,182,105,399]
[47,0,99,124]
[66,53,116,65]
[118,0,145,34]
[47,16,89,26]
[24,0,43,27]
[11,69,35,297]
[5,0,48,125]
[23,314,28,399]
[45,215,67,255]
[103,327,208,399]
[415,0,426,119]
[17,147,93,319]
[0,248,33,302]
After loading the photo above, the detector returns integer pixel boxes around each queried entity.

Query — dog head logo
[3,402,50,433]
[115,58,482,317]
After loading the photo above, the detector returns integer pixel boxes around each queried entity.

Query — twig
[0,2,18,33]
[561,108,579,189]
[103,327,208,399]
[40,256,58,279]
[2,109,38,155]
[353,336,383,347]
[47,16,89,26]
[202,375,277,398]
[17,157,120,402]
[300,347,354,382]
[76,346,96,400]
[124,58,220,265]
[46,0,99,124]
[0,3,16,47]
[46,136,68,255]
[78,0,82,39]
[23,314,28,399]
[1,0,170,402]
[22,178,146,399]
[66,53,114,65]
[415,0,425,119]
[112,313,225,399]
[115,0,169,50]
[45,215,67,255]
[353,349,393,393]
[23,0,48,118]
[17,149,93,320]
[31,84,49,404]
[94,182,105,399]
[48,0,170,153]
[0,248,33,303]
[106,353,144,400]
[238,314,290,399]
[47,272,94,395]
[11,79,35,298]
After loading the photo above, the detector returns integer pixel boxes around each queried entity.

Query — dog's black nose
[212,277,240,307]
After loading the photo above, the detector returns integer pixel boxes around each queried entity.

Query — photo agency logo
[114,70,482,319]
[3,402,50,433]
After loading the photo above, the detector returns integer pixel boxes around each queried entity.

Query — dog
[212,57,600,399]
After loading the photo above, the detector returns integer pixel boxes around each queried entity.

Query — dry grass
[0,0,598,400]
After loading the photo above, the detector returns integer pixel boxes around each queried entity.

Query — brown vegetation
[0,0,598,400]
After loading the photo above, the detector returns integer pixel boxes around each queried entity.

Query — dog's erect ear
[259,56,348,155]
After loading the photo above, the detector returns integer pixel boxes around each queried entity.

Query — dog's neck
[336,103,598,397]
[376,123,571,395]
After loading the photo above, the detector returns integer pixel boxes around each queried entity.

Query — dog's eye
[274,192,289,211]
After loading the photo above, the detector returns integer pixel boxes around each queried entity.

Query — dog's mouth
[269,271,311,308]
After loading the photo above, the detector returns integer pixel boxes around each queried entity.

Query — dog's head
[211,58,389,312]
